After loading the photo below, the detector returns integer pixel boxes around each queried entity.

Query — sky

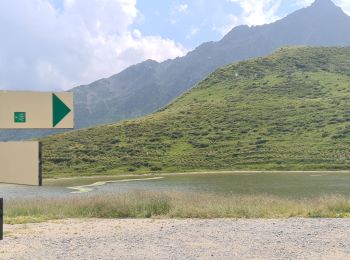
[0,0,349,91]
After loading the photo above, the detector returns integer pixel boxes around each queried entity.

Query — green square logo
[14,112,26,123]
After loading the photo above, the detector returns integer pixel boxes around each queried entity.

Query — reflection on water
[1,171,350,201]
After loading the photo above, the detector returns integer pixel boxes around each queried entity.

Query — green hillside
[42,47,350,177]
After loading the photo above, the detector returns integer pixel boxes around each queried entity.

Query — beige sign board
[0,91,74,129]
[0,142,41,186]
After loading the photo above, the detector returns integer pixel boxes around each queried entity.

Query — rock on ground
[1,218,350,259]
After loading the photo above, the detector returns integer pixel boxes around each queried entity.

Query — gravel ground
[1,218,350,260]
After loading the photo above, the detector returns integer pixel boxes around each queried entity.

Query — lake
[1,171,350,201]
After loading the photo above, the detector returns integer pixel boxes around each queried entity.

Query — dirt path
[1,218,350,259]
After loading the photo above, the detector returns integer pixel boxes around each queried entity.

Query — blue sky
[131,0,303,49]
[50,0,311,49]
[132,0,243,48]
[0,0,349,91]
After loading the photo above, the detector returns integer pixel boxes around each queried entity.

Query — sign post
[0,198,3,240]
[0,91,74,240]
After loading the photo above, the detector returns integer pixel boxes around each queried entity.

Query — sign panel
[0,142,42,186]
[0,91,74,129]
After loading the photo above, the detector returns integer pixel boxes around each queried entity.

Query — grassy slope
[42,47,350,177]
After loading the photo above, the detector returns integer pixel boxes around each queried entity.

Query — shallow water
[1,171,350,201]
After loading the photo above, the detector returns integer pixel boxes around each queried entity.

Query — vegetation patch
[41,47,350,177]
[5,192,350,224]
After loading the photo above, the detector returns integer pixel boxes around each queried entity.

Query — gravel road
[1,218,350,259]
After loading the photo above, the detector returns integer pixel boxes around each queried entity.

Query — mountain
[42,47,350,177]
[72,0,350,127]
[1,0,350,141]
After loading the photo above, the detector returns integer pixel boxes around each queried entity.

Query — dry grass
[4,191,350,224]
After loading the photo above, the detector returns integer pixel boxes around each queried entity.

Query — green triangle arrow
[53,94,71,127]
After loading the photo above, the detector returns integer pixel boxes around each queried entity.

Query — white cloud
[175,4,189,13]
[215,0,350,37]
[233,0,281,25]
[336,0,350,14]
[214,0,281,36]
[295,0,314,7]
[186,26,200,39]
[212,14,239,36]
[0,0,187,91]
[293,0,350,15]
[171,3,190,25]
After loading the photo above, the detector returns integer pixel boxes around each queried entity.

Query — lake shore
[44,170,350,182]
[3,172,350,224]
[2,218,350,259]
